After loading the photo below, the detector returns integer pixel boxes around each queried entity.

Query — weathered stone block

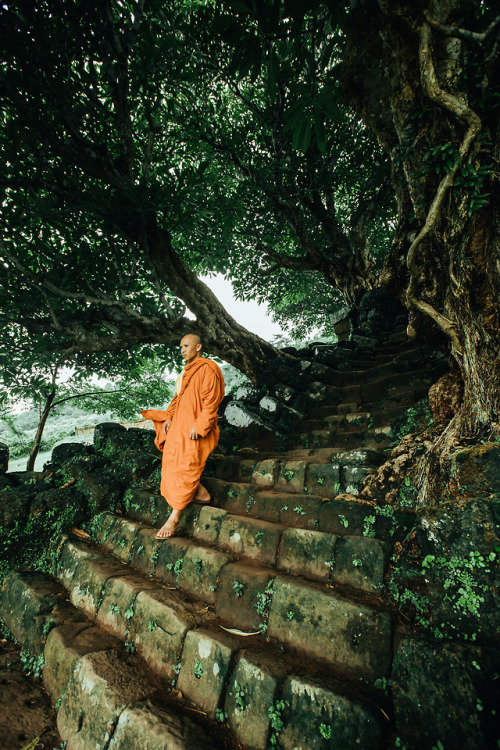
[129,527,163,576]
[216,562,275,631]
[176,501,201,536]
[0,570,84,657]
[234,458,256,482]
[43,621,121,704]
[94,511,120,546]
[51,442,90,466]
[329,305,352,326]
[276,461,307,494]
[216,481,254,514]
[305,463,341,497]
[250,491,283,523]
[225,653,282,750]
[153,537,191,585]
[178,545,229,603]
[234,384,261,403]
[57,650,156,750]
[224,401,278,437]
[56,539,128,618]
[329,448,385,466]
[107,516,143,563]
[193,505,227,545]
[93,421,128,451]
[124,489,166,526]
[76,468,125,512]
[120,447,160,482]
[259,395,280,414]
[318,498,376,536]
[218,515,282,565]
[280,675,382,750]
[129,589,194,680]
[268,577,392,679]
[211,456,240,480]
[177,628,238,717]
[278,495,323,531]
[273,383,298,404]
[0,484,33,528]
[108,699,220,750]
[451,443,500,494]
[69,562,124,620]
[251,459,278,490]
[332,536,390,592]
[340,464,373,494]
[392,638,500,750]
[97,574,155,641]
[278,528,337,582]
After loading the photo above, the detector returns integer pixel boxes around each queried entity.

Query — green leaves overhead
[0,0,393,382]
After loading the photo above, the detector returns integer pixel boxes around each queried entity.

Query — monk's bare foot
[156,516,179,539]
[194,483,211,504]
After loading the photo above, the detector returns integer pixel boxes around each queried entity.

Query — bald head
[180,334,203,363]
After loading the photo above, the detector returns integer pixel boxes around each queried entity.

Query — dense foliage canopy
[0,0,396,382]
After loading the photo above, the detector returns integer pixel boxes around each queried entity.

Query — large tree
[340,0,500,499]
[0,0,283,382]
[0,0,396,383]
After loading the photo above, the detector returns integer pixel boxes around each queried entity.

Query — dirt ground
[0,639,61,750]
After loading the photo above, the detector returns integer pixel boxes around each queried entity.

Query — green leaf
[313,114,327,153]
[292,118,312,153]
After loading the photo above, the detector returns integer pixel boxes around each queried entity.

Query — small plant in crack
[234,682,246,711]
[193,660,204,679]
[233,580,246,597]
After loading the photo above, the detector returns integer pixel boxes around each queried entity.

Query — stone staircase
[0,297,451,749]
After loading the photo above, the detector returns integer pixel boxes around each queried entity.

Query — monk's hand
[189,428,200,440]
[163,419,172,435]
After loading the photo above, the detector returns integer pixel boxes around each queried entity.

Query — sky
[200,274,286,342]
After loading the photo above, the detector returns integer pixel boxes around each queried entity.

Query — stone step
[53,532,393,687]
[163,480,412,543]
[292,348,443,400]
[292,428,393,452]
[299,379,431,424]
[0,570,222,750]
[108,502,391,594]
[205,452,386,498]
[1,568,387,750]
[324,374,435,416]
[311,341,441,375]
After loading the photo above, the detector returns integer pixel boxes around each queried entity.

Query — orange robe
[141,357,224,511]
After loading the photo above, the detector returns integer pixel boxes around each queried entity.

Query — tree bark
[26,388,56,472]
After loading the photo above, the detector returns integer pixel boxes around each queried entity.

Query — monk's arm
[162,393,179,432]
[192,370,224,437]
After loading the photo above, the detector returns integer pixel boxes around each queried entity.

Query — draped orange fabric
[141,357,225,510]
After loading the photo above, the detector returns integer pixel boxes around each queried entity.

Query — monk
[140,334,225,539]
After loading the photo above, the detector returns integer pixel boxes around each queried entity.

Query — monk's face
[180,335,202,362]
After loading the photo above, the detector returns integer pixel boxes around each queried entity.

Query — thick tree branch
[0,238,182,326]
[424,11,500,44]
[259,243,316,272]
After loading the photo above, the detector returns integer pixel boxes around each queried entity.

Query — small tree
[0,333,175,470]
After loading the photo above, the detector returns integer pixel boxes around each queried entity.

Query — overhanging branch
[424,11,500,44]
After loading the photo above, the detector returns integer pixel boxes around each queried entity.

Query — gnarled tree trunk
[341,0,500,502]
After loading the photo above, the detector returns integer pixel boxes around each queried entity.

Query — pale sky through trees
[201,274,285,341]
